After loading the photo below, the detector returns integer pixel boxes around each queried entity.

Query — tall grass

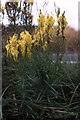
[2,50,80,120]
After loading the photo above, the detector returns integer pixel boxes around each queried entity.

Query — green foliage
[2,50,80,119]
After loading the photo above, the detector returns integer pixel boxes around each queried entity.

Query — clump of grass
[2,50,80,120]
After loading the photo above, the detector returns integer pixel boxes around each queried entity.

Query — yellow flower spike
[13,34,17,39]
[15,49,18,53]
[20,32,25,38]
[53,19,55,23]
[65,21,68,25]
[37,18,40,22]
[27,47,30,52]
[59,15,68,30]
[42,45,46,51]
[60,16,62,21]
[10,38,12,44]
[15,43,19,48]
[22,50,25,57]
[42,41,48,51]
[25,30,29,34]
[18,40,21,44]
[34,42,39,46]
[31,40,35,44]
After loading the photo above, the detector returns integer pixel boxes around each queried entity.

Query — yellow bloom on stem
[14,49,19,61]
[59,15,68,30]
[5,34,19,61]
[42,41,48,51]
[34,42,39,46]
[37,18,40,22]
[20,32,25,38]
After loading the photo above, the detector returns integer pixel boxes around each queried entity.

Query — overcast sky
[1,0,80,30]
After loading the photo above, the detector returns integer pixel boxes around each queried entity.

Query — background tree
[21,0,33,30]
[5,1,21,26]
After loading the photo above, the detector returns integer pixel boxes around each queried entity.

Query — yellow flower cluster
[19,31,32,57]
[45,15,55,39]
[6,34,19,61]
[42,41,48,51]
[32,29,47,51]
[6,31,33,61]
[37,11,45,28]
[33,11,55,49]
[37,11,55,41]
[56,10,68,35]
[5,30,48,61]
[59,16,68,30]
[5,11,68,61]
[33,32,40,46]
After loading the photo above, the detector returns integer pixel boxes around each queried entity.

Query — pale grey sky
[1,0,80,30]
